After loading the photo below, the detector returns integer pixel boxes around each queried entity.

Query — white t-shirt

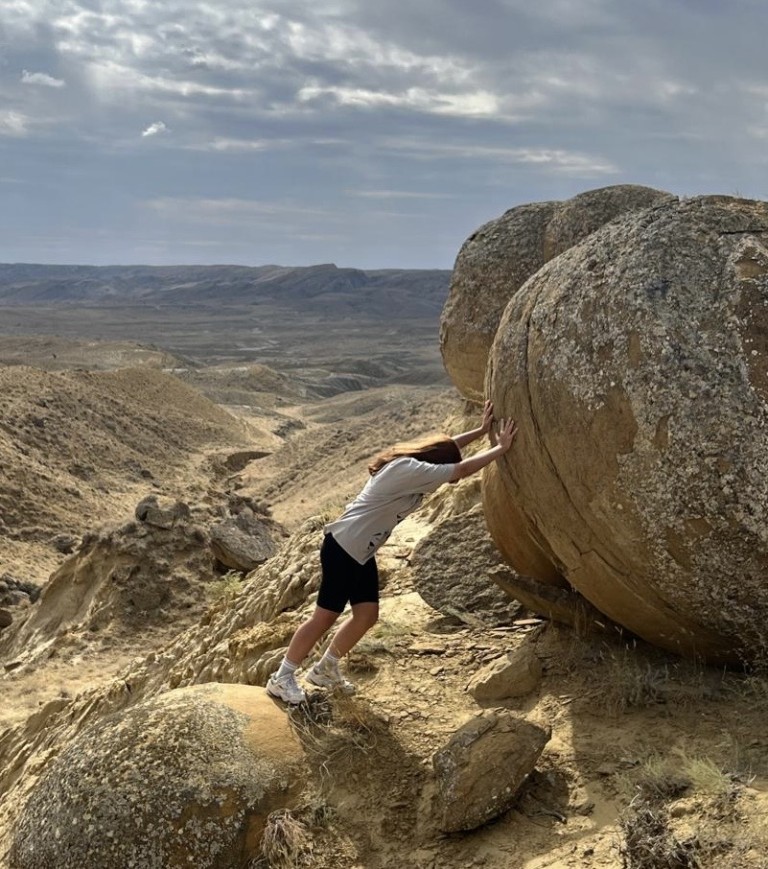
[325,457,457,564]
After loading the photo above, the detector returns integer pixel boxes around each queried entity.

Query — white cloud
[21,69,66,88]
[0,111,29,137]
[298,83,499,118]
[376,137,619,175]
[205,137,269,151]
[282,17,477,85]
[86,60,251,101]
[141,121,168,137]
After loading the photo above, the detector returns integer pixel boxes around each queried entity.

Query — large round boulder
[440,184,673,400]
[9,683,307,869]
[485,195,768,663]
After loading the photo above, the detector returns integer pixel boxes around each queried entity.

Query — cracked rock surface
[484,195,768,663]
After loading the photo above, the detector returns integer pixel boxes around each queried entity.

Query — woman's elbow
[450,462,470,483]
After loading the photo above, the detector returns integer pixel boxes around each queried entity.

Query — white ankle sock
[318,649,341,672]
[275,657,299,680]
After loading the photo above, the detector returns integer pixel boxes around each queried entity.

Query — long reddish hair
[368,434,462,475]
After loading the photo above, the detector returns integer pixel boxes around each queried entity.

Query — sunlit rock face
[483,195,768,663]
[440,184,673,401]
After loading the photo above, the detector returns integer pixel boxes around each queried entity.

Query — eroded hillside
[0,365,265,586]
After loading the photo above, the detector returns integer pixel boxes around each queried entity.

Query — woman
[266,401,518,704]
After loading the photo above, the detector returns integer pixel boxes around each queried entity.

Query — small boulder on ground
[210,509,278,572]
[0,608,12,629]
[0,574,41,608]
[467,642,543,702]
[9,683,308,869]
[50,533,78,554]
[433,709,551,832]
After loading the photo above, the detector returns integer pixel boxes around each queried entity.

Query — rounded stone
[485,195,768,663]
[467,644,543,701]
[440,184,672,400]
[9,683,307,869]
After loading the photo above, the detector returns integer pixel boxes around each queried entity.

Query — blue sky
[0,0,766,268]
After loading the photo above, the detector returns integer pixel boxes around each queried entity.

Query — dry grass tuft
[206,569,244,603]
[289,692,385,781]
[727,668,768,709]
[618,748,735,805]
[597,645,724,716]
[259,809,313,868]
[616,744,754,869]
[600,651,671,714]
[682,754,734,796]
[356,615,417,655]
[618,755,691,804]
[619,799,699,869]
[345,650,379,673]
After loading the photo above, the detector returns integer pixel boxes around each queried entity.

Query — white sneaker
[266,672,306,705]
[306,663,356,695]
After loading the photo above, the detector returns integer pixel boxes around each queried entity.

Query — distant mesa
[443,187,768,664]
[0,262,451,318]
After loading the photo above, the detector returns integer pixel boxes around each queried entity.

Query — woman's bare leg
[284,606,340,665]
[327,602,379,658]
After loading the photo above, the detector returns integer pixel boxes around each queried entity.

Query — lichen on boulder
[9,683,308,869]
[440,184,673,400]
[483,194,768,663]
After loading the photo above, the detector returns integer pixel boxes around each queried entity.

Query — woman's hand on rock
[480,399,494,434]
[496,418,518,452]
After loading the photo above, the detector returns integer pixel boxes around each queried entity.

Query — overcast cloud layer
[1,0,766,268]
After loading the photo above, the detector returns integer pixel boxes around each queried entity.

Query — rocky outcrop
[433,710,551,832]
[9,684,307,869]
[135,494,191,528]
[440,184,673,399]
[0,506,216,665]
[0,575,40,609]
[483,195,768,663]
[410,505,521,627]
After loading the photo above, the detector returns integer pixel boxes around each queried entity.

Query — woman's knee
[309,607,340,631]
[352,604,379,630]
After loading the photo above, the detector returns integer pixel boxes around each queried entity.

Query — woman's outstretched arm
[452,400,494,449]
[450,417,518,482]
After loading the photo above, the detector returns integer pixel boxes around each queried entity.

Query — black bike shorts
[317,533,379,613]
